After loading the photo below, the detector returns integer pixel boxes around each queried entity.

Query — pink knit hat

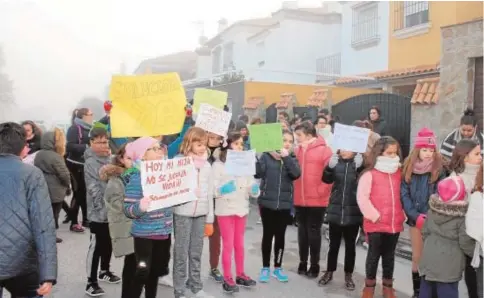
[437,176,466,203]
[414,127,437,149]
[126,137,158,161]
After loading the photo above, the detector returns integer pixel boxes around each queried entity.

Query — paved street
[3,205,469,298]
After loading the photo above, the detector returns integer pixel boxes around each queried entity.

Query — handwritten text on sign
[141,156,197,211]
[332,123,370,153]
[195,103,232,137]
[225,150,256,176]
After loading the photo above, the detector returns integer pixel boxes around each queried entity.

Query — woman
[441,108,484,161]
[368,106,387,136]
[315,116,333,151]
[66,108,93,233]
[22,120,42,154]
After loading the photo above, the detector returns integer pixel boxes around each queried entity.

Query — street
[4,205,469,298]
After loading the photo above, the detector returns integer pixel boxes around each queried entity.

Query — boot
[411,271,420,298]
[297,262,308,275]
[307,264,320,278]
[382,279,397,298]
[361,279,376,298]
[345,272,355,291]
[317,271,333,286]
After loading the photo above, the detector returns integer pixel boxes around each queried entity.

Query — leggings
[466,255,479,298]
[260,207,290,268]
[218,215,247,280]
[295,206,326,265]
[121,253,136,298]
[326,223,359,273]
[0,271,41,298]
[67,161,87,226]
[365,232,400,280]
[51,202,62,229]
[86,222,112,283]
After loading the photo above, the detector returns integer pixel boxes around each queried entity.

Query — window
[212,47,221,74]
[316,53,341,82]
[256,41,265,67]
[394,1,429,31]
[351,3,379,47]
[222,43,234,71]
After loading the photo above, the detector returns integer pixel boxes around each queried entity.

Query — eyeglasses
[93,141,109,145]
[147,145,166,153]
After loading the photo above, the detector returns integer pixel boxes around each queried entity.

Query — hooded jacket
[419,194,475,282]
[255,152,301,210]
[84,148,111,223]
[34,131,71,203]
[101,164,134,258]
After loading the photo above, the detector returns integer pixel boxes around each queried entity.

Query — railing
[393,1,429,31]
[315,53,341,82]
[352,15,379,45]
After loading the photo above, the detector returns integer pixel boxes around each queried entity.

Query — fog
[0,0,321,125]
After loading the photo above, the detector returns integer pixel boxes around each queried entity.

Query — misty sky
[0,0,322,123]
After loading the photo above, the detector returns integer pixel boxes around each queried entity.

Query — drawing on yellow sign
[193,88,228,113]
[109,73,187,137]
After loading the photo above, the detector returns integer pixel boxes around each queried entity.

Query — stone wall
[412,19,483,146]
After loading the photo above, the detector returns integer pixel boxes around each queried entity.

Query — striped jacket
[123,169,173,237]
[440,128,484,159]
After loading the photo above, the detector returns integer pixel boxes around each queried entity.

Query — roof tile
[308,89,329,107]
[275,93,295,108]
[411,77,439,104]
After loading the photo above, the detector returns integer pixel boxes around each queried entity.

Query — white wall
[340,1,389,76]
[196,55,212,79]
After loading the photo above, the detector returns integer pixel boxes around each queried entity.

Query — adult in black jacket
[65,108,93,233]
[318,151,363,290]
[255,131,301,283]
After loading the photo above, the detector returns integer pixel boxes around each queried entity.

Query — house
[195,2,342,85]
[133,51,197,81]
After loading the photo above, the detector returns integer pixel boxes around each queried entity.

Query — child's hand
[280,148,289,157]
[219,180,237,195]
[328,154,339,168]
[354,153,363,168]
[139,196,152,212]
[250,183,260,196]
[204,223,214,237]
[416,214,426,230]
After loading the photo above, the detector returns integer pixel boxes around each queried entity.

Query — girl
[449,139,483,298]
[419,176,476,298]
[293,122,332,278]
[318,150,364,290]
[212,132,260,293]
[123,137,173,298]
[400,128,445,298]
[34,127,71,244]
[235,121,250,150]
[173,127,214,298]
[467,164,483,298]
[207,132,224,282]
[100,144,134,298]
[357,136,405,298]
[22,120,42,154]
[255,130,301,283]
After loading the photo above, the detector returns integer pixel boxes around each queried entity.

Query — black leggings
[260,207,291,268]
[295,206,326,265]
[122,253,136,298]
[365,232,399,280]
[87,222,112,283]
[0,271,40,298]
[132,236,171,298]
[67,161,87,226]
[465,255,479,298]
[51,202,62,229]
[326,223,360,273]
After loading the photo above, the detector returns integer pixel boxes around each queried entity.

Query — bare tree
[0,46,14,122]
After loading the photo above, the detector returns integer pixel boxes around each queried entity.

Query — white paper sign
[195,103,232,137]
[141,156,197,211]
[332,123,370,153]
[225,150,256,176]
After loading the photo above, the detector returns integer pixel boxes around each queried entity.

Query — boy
[84,127,121,296]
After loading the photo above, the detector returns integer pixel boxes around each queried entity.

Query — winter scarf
[374,156,400,174]
[413,158,433,174]
[74,117,93,131]
[452,163,480,196]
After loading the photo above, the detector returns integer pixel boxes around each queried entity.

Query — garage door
[474,57,483,133]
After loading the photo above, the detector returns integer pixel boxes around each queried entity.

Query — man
[0,122,57,297]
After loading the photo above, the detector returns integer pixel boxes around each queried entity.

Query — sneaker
[209,268,224,283]
[158,274,174,287]
[318,271,333,286]
[98,271,121,284]
[193,289,215,298]
[85,283,105,297]
[222,278,239,293]
[259,267,270,283]
[236,274,257,287]
[272,268,288,282]
[70,224,84,233]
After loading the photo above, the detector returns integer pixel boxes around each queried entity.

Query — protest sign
[193,88,228,113]
[141,156,197,211]
[248,123,283,153]
[332,123,370,153]
[109,73,187,137]
[225,150,256,176]
[195,103,232,137]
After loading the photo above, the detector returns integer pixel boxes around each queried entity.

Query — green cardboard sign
[248,123,283,153]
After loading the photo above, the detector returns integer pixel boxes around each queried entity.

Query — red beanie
[437,176,466,203]
[414,127,436,149]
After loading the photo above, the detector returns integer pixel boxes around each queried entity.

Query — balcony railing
[316,53,341,82]
[393,1,430,31]
[352,16,380,46]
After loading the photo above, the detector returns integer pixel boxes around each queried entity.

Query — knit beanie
[437,176,466,203]
[126,137,158,161]
[414,127,437,149]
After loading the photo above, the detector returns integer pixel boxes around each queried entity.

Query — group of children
[26,103,483,298]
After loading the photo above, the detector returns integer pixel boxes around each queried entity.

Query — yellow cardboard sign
[109,73,187,137]
[193,88,228,113]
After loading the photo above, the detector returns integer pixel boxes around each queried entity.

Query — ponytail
[71,109,79,125]
[460,108,477,126]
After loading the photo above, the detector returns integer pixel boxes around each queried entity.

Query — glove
[328,154,339,168]
[139,196,152,212]
[354,153,363,168]
[250,183,260,196]
[416,214,426,230]
[219,180,236,195]
[184,104,193,125]
[204,223,214,237]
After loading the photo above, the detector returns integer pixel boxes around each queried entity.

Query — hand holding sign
[139,196,152,212]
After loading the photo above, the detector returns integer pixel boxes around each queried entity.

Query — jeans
[326,223,359,273]
[295,206,326,265]
[419,278,459,298]
[365,232,400,280]
[260,207,291,268]
[218,215,247,280]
